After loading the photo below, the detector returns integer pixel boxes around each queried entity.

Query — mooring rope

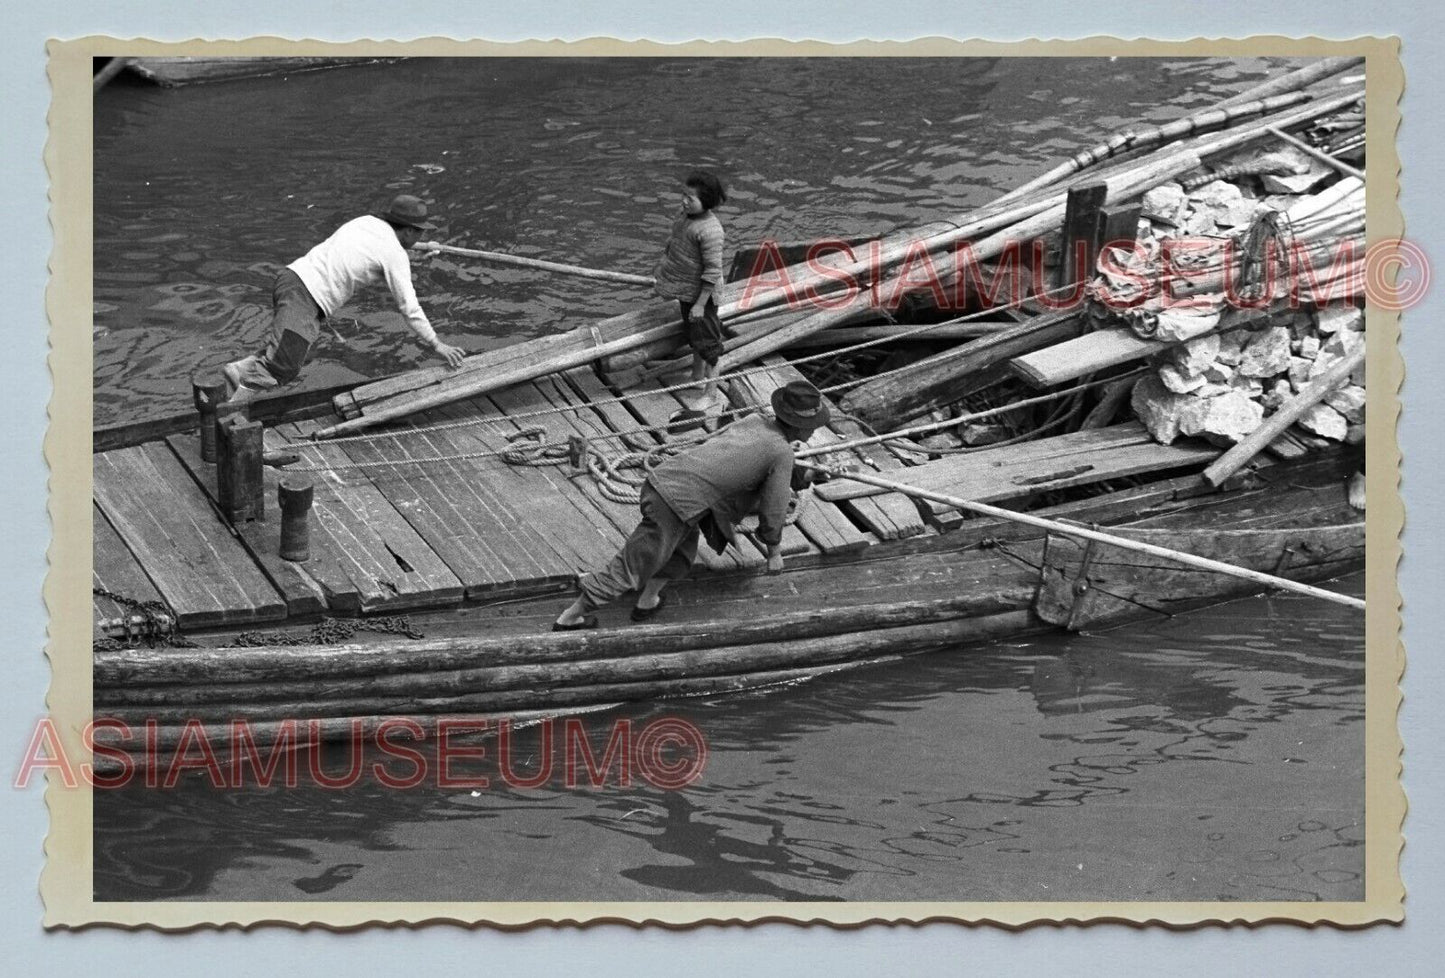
[278,368,1140,498]
[313,280,1090,450]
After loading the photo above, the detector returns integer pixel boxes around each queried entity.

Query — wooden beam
[841,311,1083,432]
[815,422,1219,505]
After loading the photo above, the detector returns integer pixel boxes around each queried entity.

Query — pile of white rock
[1131,303,1365,447]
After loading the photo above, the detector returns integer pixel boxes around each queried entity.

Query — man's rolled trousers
[576,410,799,610]
[557,382,830,630]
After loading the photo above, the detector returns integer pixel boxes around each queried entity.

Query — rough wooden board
[1034,521,1363,629]
[276,421,465,612]
[93,502,171,635]
[561,367,659,452]
[406,420,596,588]
[604,375,763,573]
[816,422,1219,508]
[96,365,368,453]
[427,399,626,573]
[165,432,329,617]
[1265,428,1313,460]
[759,354,927,541]
[1010,326,1168,387]
[93,444,285,628]
[333,421,572,598]
[725,369,873,555]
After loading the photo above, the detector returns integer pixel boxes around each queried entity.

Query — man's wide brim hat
[379,194,436,230]
[771,381,830,433]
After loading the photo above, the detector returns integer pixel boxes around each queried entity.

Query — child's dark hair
[686,170,728,211]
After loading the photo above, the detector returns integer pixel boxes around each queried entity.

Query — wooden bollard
[278,476,314,562]
[216,412,264,524]
[191,371,230,463]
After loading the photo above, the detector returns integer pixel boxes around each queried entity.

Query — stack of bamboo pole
[1009,175,1365,388]
[314,83,1363,441]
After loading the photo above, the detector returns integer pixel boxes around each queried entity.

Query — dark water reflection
[94,576,1363,903]
[93,55,1297,426]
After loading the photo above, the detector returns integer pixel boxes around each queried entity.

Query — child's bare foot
[1346,470,1365,511]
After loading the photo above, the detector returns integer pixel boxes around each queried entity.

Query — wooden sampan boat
[88,57,1371,761]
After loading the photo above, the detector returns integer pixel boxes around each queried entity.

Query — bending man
[223,194,466,402]
[552,381,830,630]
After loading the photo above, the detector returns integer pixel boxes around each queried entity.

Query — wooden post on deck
[278,476,314,562]
[191,371,229,464]
[216,409,264,524]
[1058,182,1109,288]
[1097,203,1143,253]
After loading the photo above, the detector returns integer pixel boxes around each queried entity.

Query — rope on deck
[312,280,1089,450]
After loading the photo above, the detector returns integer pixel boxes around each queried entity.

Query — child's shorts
[680,297,725,366]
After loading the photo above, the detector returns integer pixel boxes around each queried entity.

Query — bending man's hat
[771,381,830,434]
[379,194,437,230]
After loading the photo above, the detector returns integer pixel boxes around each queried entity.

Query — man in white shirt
[222,194,466,402]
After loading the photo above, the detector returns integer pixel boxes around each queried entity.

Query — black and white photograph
[47,39,1401,926]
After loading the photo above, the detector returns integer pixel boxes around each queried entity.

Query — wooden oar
[796,463,1366,611]
[418,241,655,287]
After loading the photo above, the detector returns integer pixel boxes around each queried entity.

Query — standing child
[652,170,728,413]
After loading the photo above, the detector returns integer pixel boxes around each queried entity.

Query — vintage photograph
[47,39,1402,926]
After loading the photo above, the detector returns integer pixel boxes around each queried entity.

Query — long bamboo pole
[797,463,1365,611]
[1202,344,1365,487]
[92,57,131,93]
[418,241,655,287]
[317,88,1363,439]
[995,91,1314,204]
[719,88,1363,375]
[1213,56,1365,108]
[1267,126,1366,181]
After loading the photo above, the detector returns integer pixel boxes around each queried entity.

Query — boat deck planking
[330,419,568,598]
[93,443,286,627]
[166,431,329,617]
[90,356,1350,639]
[275,421,465,612]
[92,503,170,635]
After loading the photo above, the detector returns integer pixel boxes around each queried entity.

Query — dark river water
[93,577,1363,903]
[93,54,1299,426]
[92,57,1363,904]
